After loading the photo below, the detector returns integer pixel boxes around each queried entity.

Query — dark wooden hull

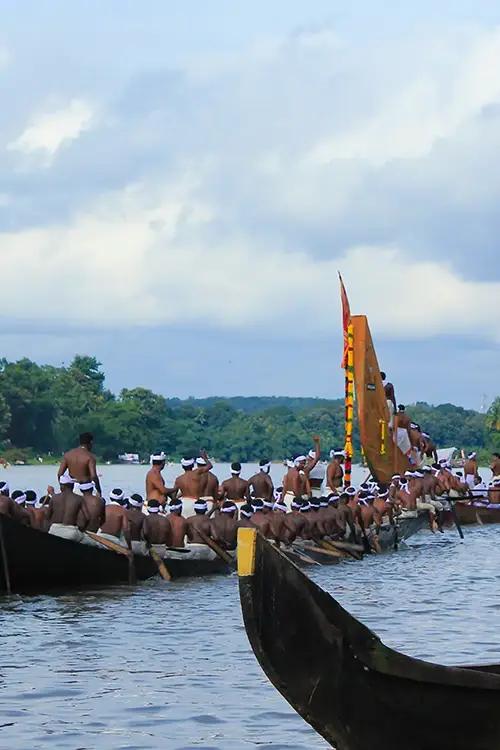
[0,517,232,594]
[455,503,500,525]
[238,528,500,750]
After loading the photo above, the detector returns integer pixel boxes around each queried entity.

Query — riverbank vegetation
[0,357,497,464]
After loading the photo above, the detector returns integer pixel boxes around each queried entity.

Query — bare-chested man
[126,494,146,546]
[210,500,238,550]
[250,498,273,538]
[247,460,274,504]
[145,451,170,507]
[326,450,344,492]
[395,405,412,459]
[408,422,423,465]
[47,475,83,538]
[98,489,131,545]
[58,432,101,494]
[491,453,500,479]
[464,452,479,489]
[10,490,30,526]
[169,452,213,511]
[285,498,308,540]
[238,503,255,529]
[0,482,28,524]
[76,481,106,532]
[304,436,321,494]
[142,500,172,546]
[196,457,219,510]
[381,371,396,428]
[272,499,297,544]
[29,495,51,531]
[421,433,438,465]
[168,498,188,547]
[186,499,212,543]
[219,463,248,504]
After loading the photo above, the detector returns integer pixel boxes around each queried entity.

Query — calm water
[0,466,499,749]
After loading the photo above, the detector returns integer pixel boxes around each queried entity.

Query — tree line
[0,356,497,463]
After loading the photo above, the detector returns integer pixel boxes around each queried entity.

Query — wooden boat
[450,501,500,526]
[238,527,500,750]
[351,315,411,484]
[0,516,231,594]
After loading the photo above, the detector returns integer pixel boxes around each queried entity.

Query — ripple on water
[2,525,500,748]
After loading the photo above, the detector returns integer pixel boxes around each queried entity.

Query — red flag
[339,272,351,368]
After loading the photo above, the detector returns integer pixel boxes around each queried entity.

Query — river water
[0,465,498,749]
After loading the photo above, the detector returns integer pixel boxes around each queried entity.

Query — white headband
[151,452,166,462]
[468,452,477,459]
[345,487,356,495]
[148,506,160,514]
[194,500,208,512]
[273,502,287,512]
[221,504,236,513]
[13,493,26,505]
[196,457,207,466]
[230,469,241,475]
[129,497,143,507]
[169,501,183,512]
[110,489,124,501]
[25,497,36,505]
[241,508,252,518]
[181,458,194,468]
[0,482,10,492]
[294,455,306,466]
[260,463,270,472]
[263,499,274,508]
[308,450,316,459]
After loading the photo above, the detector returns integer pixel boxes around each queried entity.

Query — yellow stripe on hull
[237,527,257,577]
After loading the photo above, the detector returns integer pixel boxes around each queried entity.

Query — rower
[381,371,397,428]
[326,450,344,492]
[29,495,51,531]
[0,481,23,522]
[491,453,500,479]
[10,490,30,525]
[47,474,83,539]
[421,467,445,530]
[358,492,382,553]
[169,451,213,514]
[98,489,131,545]
[58,432,101,495]
[210,500,238,550]
[464,452,479,489]
[143,499,172,547]
[126,493,146,551]
[168,498,187,547]
[219,463,248,505]
[196,457,219,512]
[247,460,274,506]
[145,451,169,509]
[186,499,212,543]
[489,478,500,504]
[250,498,272,538]
[77,481,105,532]
[238,503,255,528]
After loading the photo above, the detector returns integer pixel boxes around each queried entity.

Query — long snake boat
[0,515,231,594]
[238,527,500,750]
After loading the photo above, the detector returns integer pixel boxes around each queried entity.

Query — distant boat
[118,453,140,465]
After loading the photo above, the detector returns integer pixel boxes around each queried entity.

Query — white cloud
[7,99,94,164]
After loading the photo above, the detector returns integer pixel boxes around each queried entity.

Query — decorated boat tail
[238,527,500,750]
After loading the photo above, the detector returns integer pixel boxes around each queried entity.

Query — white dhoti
[131,540,148,556]
[387,400,395,428]
[283,491,296,508]
[465,474,476,489]
[49,524,83,543]
[396,428,411,456]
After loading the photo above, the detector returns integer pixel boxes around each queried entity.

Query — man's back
[61,447,95,483]
[247,473,273,500]
[77,494,105,532]
[126,507,145,541]
[49,491,82,526]
[100,505,130,541]
[169,514,187,546]
[210,514,238,550]
[186,514,212,543]
[143,514,171,545]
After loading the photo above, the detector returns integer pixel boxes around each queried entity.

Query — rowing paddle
[306,544,343,559]
[321,539,362,560]
[84,531,137,584]
[147,545,172,581]
[445,500,465,540]
[323,539,364,554]
[285,546,321,566]
[196,528,235,566]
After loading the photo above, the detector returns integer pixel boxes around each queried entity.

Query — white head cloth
[181,458,195,468]
[260,463,271,473]
[294,455,307,466]
[196,457,207,466]
[151,451,167,463]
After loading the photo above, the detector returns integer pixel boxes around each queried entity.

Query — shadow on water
[1,525,500,748]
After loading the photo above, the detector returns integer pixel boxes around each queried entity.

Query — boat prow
[238,527,500,750]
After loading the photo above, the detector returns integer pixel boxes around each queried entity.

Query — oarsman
[126,494,146,551]
[286,497,308,540]
[389,475,401,502]
[272,499,297,544]
[307,496,328,539]
[373,487,395,526]
[358,493,382,553]
[463,452,479,489]
[395,405,412,459]
[395,476,417,513]
[196,457,219,511]
[186,499,212,543]
[421,434,438,466]
[282,451,313,506]
[408,422,423,465]
[247,460,274,505]
[47,474,83,540]
[145,451,169,508]
[321,495,343,538]
[169,452,213,514]
[338,488,358,540]
[142,499,172,547]
[238,503,255,528]
[250,498,272,538]
[406,472,438,531]
[210,500,238,550]
[219,463,248,504]
[326,450,344,492]
[10,490,30,525]
[77,481,105,532]
[491,453,500,478]
[58,432,101,495]
[0,482,24,522]
[489,479,500,504]
[381,372,397,428]
[29,495,51,531]
[168,498,188,547]
[98,489,131,546]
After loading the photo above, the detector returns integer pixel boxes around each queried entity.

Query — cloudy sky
[1,1,499,409]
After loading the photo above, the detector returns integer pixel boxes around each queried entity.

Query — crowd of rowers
[1,433,499,555]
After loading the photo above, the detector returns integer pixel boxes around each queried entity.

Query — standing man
[145,451,169,507]
[58,432,101,495]
[247,460,274,504]
[326,450,344,492]
[219,463,248,504]
[464,452,479,489]
[490,453,500,478]
[381,372,397,428]
[395,405,412,459]
[196,457,219,511]
[169,452,213,516]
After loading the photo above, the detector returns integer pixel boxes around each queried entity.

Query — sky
[0,1,499,410]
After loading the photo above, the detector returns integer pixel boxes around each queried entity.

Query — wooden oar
[285,546,321,566]
[445,500,465,540]
[324,539,364,554]
[321,539,361,560]
[84,531,137,583]
[306,544,344,559]
[147,545,172,581]
[196,528,235,566]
